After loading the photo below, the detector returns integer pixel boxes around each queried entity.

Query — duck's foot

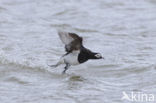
[62,63,70,74]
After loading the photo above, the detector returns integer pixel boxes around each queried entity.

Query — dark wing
[58,31,83,52]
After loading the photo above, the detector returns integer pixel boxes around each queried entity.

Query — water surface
[0,0,156,103]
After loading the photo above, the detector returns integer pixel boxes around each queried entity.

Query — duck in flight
[49,31,104,74]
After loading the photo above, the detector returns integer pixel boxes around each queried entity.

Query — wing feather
[58,31,74,45]
[58,31,83,52]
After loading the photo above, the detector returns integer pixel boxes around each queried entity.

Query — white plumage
[63,50,80,65]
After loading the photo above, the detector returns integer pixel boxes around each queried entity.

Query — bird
[49,31,104,74]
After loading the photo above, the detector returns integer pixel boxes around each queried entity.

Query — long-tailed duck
[49,31,104,74]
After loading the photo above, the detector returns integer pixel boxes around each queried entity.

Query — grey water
[0,0,156,103]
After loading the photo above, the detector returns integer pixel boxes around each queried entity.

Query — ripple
[50,24,71,28]
[53,10,69,16]
[4,76,29,85]
[73,28,99,33]
[0,6,6,11]
[88,64,121,69]
[148,0,156,4]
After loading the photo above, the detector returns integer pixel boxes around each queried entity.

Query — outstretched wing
[58,31,74,45]
[58,31,83,52]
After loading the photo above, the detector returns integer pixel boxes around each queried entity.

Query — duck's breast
[64,50,80,65]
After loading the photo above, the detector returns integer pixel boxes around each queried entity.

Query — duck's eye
[95,54,102,58]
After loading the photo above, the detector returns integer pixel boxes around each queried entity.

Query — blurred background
[0,0,156,103]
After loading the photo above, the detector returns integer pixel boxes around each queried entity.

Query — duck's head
[94,53,104,59]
